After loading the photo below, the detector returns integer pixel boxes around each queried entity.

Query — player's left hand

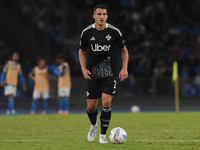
[119,68,128,82]
[23,86,27,91]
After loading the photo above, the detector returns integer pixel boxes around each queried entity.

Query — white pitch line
[133,140,200,142]
[4,140,50,142]
[3,139,200,142]
[130,130,200,133]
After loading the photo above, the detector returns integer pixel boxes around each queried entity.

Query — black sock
[100,107,111,134]
[87,109,98,125]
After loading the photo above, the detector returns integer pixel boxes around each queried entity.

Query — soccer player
[29,58,50,115]
[54,54,71,115]
[79,4,129,143]
[0,52,26,115]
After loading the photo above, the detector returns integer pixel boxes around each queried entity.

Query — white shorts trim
[5,84,17,97]
[58,88,71,97]
[33,91,49,99]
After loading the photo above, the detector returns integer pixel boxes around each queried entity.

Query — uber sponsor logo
[91,44,111,51]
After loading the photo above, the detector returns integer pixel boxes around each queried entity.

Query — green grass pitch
[0,112,200,150]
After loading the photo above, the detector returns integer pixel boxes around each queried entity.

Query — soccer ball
[131,105,140,113]
[109,127,127,144]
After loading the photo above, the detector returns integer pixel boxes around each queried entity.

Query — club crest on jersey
[106,35,112,41]
[91,44,111,51]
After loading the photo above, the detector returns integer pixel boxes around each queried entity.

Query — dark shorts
[86,76,117,99]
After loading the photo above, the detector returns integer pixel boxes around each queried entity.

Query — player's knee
[102,99,111,108]
[87,105,96,111]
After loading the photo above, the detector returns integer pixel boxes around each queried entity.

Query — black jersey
[80,23,125,79]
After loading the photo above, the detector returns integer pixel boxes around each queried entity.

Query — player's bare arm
[45,67,50,79]
[21,73,27,91]
[79,49,91,80]
[29,72,35,82]
[23,86,27,91]
[0,62,8,87]
[119,46,129,82]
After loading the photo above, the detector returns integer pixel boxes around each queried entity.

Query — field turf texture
[0,112,200,150]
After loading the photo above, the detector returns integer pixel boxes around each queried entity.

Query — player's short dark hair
[56,53,64,60]
[93,4,107,14]
[37,57,44,63]
[12,52,19,56]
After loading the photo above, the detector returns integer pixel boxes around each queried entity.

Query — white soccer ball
[131,105,140,113]
[109,127,127,144]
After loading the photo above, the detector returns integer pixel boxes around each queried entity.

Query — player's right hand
[23,86,27,91]
[82,68,92,80]
[0,82,5,87]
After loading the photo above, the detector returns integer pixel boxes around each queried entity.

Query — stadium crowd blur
[1,0,200,96]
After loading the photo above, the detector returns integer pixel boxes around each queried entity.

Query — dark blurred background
[0,0,200,113]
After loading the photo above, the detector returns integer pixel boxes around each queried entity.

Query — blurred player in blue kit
[29,58,50,115]
[54,54,72,115]
[0,52,26,115]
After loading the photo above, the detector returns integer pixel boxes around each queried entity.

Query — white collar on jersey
[92,23,108,28]
[11,61,18,66]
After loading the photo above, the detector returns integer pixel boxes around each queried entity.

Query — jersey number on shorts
[114,80,117,89]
